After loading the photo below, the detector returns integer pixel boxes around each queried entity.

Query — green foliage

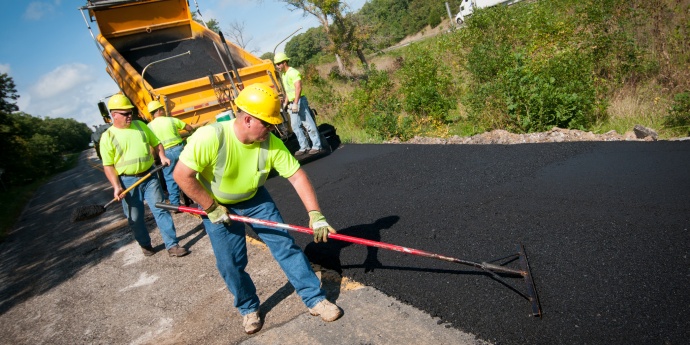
[500,52,600,132]
[302,0,689,142]
[285,27,330,66]
[663,92,690,136]
[455,0,608,132]
[0,73,19,113]
[396,45,456,123]
[336,67,413,140]
[0,109,91,186]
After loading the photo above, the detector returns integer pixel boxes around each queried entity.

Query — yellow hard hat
[108,94,134,110]
[147,100,164,114]
[234,83,283,125]
[274,52,290,64]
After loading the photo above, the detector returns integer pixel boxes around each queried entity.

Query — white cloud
[22,63,118,128]
[23,1,58,21]
[0,63,10,74]
[31,64,95,99]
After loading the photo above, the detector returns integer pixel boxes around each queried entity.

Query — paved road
[264,142,690,344]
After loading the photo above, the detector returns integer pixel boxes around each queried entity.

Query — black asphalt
[262,142,690,344]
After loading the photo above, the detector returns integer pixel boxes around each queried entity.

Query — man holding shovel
[173,83,342,334]
[99,94,189,258]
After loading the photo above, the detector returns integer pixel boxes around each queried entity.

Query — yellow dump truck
[79,0,336,155]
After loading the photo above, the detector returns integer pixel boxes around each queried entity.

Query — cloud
[31,64,96,99]
[22,63,118,128]
[23,1,58,21]
[0,64,10,74]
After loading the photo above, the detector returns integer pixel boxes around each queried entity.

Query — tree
[282,0,368,73]
[205,18,221,33]
[225,20,257,53]
[190,9,220,32]
[0,73,19,114]
[285,27,330,66]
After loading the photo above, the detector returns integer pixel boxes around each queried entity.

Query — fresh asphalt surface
[263,142,690,344]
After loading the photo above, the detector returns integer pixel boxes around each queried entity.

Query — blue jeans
[290,96,322,151]
[120,172,179,249]
[201,187,325,316]
[162,144,183,206]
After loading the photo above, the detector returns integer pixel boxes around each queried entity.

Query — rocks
[633,124,659,141]
[395,127,658,145]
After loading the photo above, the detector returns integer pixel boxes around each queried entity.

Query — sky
[0,0,366,130]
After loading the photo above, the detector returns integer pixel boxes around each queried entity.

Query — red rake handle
[155,203,522,274]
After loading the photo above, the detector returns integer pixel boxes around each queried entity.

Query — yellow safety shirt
[280,67,302,102]
[147,116,187,149]
[100,120,158,175]
[179,119,300,204]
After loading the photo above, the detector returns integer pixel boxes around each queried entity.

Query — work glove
[309,211,336,243]
[206,200,230,224]
[291,103,299,113]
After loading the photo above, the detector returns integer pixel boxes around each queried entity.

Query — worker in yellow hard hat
[99,94,189,257]
[146,100,194,209]
[173,83,342,334]
[274,52,325,156]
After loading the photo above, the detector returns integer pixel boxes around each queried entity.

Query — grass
[593,83,680,139]
[0,152,81,242]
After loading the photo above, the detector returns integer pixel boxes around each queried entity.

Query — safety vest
[148,117,183,149]
[104,121,154,174]
[199,122,270,203]
[281,67,302,102]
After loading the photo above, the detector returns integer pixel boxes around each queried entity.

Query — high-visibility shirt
[280,67,302,102]
[147,116,187,149]
[179,119,300,204]
[100,120,159,175]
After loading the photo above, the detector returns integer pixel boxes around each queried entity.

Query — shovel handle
[105,165,165,208]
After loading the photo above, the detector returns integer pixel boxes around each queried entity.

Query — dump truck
[79,0,337,157]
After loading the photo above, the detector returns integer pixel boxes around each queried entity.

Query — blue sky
[0,0,365,129]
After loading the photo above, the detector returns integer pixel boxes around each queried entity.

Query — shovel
[156,202,543,317]
[71,165,165,222]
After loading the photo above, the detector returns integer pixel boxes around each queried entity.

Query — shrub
[663,92,690,136]
[396,45,457,123]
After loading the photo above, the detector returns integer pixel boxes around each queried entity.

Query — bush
[336,67,412,140]
[663,92,690,136]
[396,45,457,123]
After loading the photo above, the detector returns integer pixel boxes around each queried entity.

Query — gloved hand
[309,210,336,243]
[291,103,298,113]
[206,200,230,224]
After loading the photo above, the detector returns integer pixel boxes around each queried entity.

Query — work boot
[308,148,324,155]
[141,245,156,256]
[308,299,342,322]
[167,245,189,257]
[295,149,307,156]
[243,311,263,334]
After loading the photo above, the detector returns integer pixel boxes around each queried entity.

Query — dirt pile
[392,126,663,145]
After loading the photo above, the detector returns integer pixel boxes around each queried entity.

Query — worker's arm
[288,168,336,242]
[174,162,213,210]
[153,143,171,166]
[173,161,229,223]
[291,80,302,112]
[103,165,125,200]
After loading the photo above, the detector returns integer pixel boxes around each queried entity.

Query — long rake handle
[155,203,525,276]
[104,165,165,208]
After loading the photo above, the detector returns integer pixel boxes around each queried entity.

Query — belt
[165,143,183,150]
[120,170,151,178]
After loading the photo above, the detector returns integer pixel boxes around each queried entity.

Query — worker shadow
[303,216,400,302]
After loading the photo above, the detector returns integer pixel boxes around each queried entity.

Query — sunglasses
[114,111,133,117]
[255,117,273,129]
